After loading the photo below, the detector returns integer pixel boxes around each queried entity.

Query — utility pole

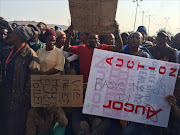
[133,0,143,31]
[148,15,155,34]
[139,11,148,25]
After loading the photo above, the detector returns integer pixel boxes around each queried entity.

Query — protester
[103,33,116,45]
[1,26,40,135]
[121,32,129,46]
[160,75,180,135]
[149,31,177,62]
[0,18,13,85]
[166,95,180,121]
[11,22,18,30]
[64,21,123,83]
[37,28,65,75]
[0,28,8,83]
[137,26,154,48]
[26,107,68,135]
[37,22,47,43]
[170,33,180,50]
[0,18,13,133]
[55,25,62,31]
[146,36,155,44]
[119,32,152,135]
[27,24,46,52]
[56,29,78,68]
[79,32,89,45]
[120,32,150,57]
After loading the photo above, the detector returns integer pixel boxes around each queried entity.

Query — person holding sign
[64,21,123,83]
[166,95,180,121]
[37,29,65,75]
[163,77,180,135]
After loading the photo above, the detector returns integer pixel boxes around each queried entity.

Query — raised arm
[111,20,123,52]
[64,25,73,52]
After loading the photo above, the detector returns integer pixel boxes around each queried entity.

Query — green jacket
[27,39,46,52]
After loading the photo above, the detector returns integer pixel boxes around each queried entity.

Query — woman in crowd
[56,29,78,69]
[37,28,65,75]
[32,28,67,135]
[1,26,40,135]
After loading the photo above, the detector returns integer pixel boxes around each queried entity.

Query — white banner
[83,49,179,127]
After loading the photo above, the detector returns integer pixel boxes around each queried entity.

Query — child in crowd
[26,107,68,135]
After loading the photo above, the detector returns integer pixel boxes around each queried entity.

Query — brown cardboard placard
[69,0,118,34]
[31,75,83,107]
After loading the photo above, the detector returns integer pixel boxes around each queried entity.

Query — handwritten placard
[83,49,179,127]
[69,0,118,34]
[31,75,83,107]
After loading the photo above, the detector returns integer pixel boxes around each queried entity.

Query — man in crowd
[37,22,47,43]
[137,26,154,48]
[27,24,46,52]
[103,33,116,45]
[149,31,177,63]
[170,33,180,51]
[121,32,129,46]
[64,21,123,83]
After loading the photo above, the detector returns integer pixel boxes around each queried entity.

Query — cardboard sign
[69,0,118,34]
[31,75,83,107]
[83,49,179,127]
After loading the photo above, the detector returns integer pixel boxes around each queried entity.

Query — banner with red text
[83,49,179,127]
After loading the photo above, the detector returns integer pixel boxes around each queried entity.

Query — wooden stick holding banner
[31,75,83,107]
[69,0,118,34]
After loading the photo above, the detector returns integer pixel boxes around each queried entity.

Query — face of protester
[37,23,46,34]
[121,34,128,45]
[156,33,167,45]
[174,33,180,44]
[31,31,39,42]
[46,35,56,50]
[56,34,66,47]
[12,23,17,29]
[9,32,20,44]
[128,32,143,49]
[79,32,88,43]
[0,29,8,42]
[139,31,147,41]
[88,34,98,48]
[104,34,115,45]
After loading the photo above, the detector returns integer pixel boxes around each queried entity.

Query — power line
[138,4,166,26]
[144,15,166,25]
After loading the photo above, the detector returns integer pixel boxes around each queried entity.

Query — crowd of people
[0,16,180,135]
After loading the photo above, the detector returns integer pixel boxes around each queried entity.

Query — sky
[0,0,180,36]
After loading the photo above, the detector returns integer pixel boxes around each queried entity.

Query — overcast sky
[0,0,180,36]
